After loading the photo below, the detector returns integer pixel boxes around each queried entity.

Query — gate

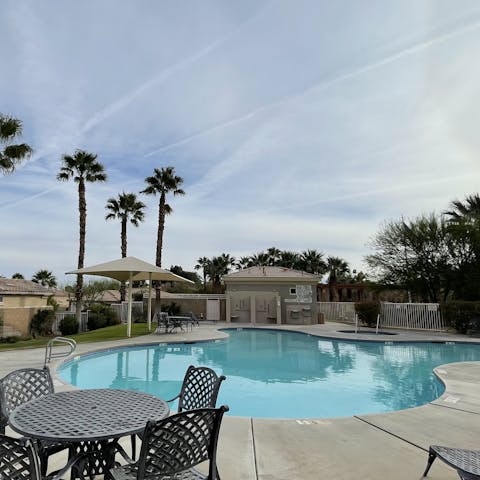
[206,299,220,321]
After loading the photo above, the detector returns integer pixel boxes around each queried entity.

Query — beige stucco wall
[146,296,226,321]
[0,306,52,336]
[52,294,70,309]
[225,281,319,324]
[0,294,49,308]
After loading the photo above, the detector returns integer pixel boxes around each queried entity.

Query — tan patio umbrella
[66,256,193,337]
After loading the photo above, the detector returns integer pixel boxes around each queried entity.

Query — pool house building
[223,266,320,325]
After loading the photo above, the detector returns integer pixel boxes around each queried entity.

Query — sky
[1,0,480,284]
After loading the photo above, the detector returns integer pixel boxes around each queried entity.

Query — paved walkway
[1,322,479,479]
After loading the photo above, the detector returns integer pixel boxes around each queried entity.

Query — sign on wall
[296,285,312,303]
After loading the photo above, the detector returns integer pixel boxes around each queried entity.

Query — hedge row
[440,302,480,335]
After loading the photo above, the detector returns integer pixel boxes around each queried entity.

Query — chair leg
[130,434,136,460]
[423,449,437,477]
[38,450,49,476]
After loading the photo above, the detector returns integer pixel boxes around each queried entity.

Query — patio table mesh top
[9,388,169,442]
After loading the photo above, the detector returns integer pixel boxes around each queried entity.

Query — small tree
[82,280,120,308]
[30,309,54,338]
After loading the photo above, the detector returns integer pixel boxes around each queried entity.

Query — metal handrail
[44,337,77,367]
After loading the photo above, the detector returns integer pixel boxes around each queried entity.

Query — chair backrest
[178,365,226,413]
[137,406,228,480]
[0,434,40,480]
[189,312,200,325]
[0,367,54,419]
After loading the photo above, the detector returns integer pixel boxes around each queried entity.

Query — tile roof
[0,278,58,295]
[223,266,319,281]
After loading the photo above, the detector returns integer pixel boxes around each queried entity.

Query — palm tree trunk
[155,195,166,314]
[120,218,127,302]
[76,179,86,323]
[156,195,165,267]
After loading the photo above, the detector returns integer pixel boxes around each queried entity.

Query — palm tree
[249,252,270,266]
[105,192,146,301]
[300,249,327,274]
[57,150,107,321]
[266,247,282,266]
[207,253,236,292]
[326,256,350,301]
[195,256,210,291]
[141,166,185,308]
[0,113,33,174]
[279,250,301,269]
[32,270,57,288]
[236,256,253,270]
[444,194,480,221]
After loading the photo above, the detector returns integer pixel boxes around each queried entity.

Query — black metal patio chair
[109,406,228,480]
[423,445,480,479]
[0,433,85,480]
[168,365,227,412]
[189,311,200,327]
[0,367,68,476]
[131,365,226,459]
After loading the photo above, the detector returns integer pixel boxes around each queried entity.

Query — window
[289,287,296,295]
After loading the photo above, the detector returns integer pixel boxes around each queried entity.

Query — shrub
[132,292,144,301]
[59,315,79,335]
[0,336,19,344]
[355,302,380,328]
[87,303,119,331]
[30,309,54,338]
[441,302,480,335]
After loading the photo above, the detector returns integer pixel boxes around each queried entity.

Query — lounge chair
[423,445,480,479]
[108,406,229,480]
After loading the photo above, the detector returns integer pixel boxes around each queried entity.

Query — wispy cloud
[1,1,479,280]
[79,2,272,136]
[146,10,480,160]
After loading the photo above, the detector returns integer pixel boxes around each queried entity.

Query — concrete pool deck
[1,321,480,479]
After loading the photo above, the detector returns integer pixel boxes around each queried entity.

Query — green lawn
[0,323,152,351]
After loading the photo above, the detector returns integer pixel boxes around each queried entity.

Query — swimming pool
[58,329,480,418]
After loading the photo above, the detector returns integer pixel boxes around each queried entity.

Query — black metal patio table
[156,315,194,334]
[8,388,169,477]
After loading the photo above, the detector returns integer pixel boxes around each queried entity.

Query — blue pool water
[58,329,480,418]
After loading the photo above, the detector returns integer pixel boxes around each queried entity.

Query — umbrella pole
[127,271,133,337]
[147,272,152,332]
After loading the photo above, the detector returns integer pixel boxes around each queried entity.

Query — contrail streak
[0,185,62,210]
[79,2,272,135]
[145,14,480,157]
